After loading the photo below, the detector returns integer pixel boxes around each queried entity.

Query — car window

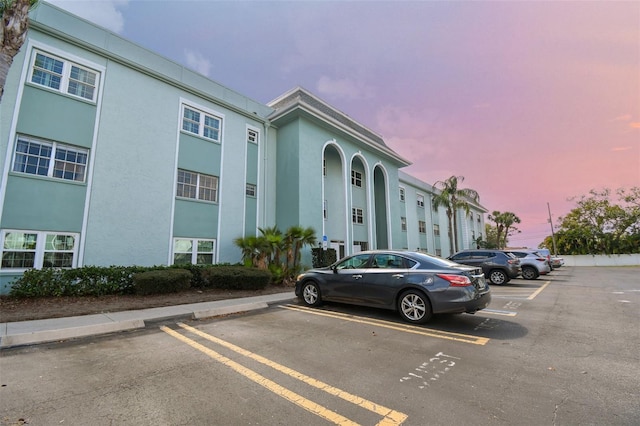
[451,252,470,260]
[511,252,526,258]
[335,254,370,270]
[473,251,491,259]
[371,254,405,268]
[505,252,517,259]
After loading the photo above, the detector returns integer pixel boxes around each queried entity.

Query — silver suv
[508,250,551,280]
[448,249,521,285]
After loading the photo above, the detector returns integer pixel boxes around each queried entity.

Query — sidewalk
[0,292,296,349]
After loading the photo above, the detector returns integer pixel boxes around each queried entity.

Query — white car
[507,250,552,280]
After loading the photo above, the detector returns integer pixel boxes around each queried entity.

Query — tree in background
[432,176,479,253]
[476,223,499,249]
[487,211,521,249]
[1,0,38,101]
[540,187,640,254]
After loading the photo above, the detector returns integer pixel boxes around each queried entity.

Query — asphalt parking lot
[1,266,639,425]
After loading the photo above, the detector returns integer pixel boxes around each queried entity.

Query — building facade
[0,3,486,293]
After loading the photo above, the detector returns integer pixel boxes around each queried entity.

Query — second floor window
[176,169,218,202]
[433,224,440,236]
[399,187,405,202]
[401,217,407,231]
[30,51,99,102]
[247,129,258,144]
[417,194,425,208]
[13,135,88,182]
[351,170,362,187]
[352,207,364,224]
[182,106,222,142]
[246,183,256,197]
[418,221,426,233]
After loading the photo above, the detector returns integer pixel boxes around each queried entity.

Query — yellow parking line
[161,325,363,425]
[527,281,551,300]
[176,322,408,426]
[280,304,489,346]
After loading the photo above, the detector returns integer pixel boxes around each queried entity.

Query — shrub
[9,266,154,298]
[311,247,337,268]
[133,269,192,295]
[200,266,271,290]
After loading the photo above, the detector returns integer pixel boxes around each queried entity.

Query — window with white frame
[352,207,364,224]
[399,187,405,202]
[173,238,215,265]
[246,183,256,197]
[182,105,222,142]
[433,224,440,236]
[351,170,362,187]
[176,169,218,202]
[30,51,99,102]
[323,159,326,176]
[1,230,78,270]
[417,194,425,208]
[401,216,407,231]
[247,129,258,144]
[323,200,328,220]
[12,135,88,182]
[418,221,427,233]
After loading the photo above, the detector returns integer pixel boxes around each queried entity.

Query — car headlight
[296,274,306,281]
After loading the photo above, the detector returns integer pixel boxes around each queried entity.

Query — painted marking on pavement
[168,323,408,426]
[280,304,489,346]
[482,309,517,317]
[527,281,551,300]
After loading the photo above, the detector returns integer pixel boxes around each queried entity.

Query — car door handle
[392,274,404,278]
[352,275,362,279]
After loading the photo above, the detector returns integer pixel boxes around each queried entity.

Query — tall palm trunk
[1,0,33,101]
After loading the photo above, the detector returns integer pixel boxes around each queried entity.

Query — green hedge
[200,266,271,290]
[133,269,192,295]
[311,247,337,268]
[8,264,272,298]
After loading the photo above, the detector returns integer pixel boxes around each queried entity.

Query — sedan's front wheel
[300,281,322,307]
[398,290,432,324]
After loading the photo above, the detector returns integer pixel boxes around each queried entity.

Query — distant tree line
[541,187,640,255]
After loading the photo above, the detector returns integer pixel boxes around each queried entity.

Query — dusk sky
[48,0,640,249]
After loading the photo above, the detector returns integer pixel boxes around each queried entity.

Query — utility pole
[547,202,558,255]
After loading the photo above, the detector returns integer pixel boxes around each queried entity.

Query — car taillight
[437,274,472,287]
[536,258,546,262]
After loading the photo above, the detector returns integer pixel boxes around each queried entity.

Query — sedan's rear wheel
[301,281,322,307]
[398,290,432,324]
[521,266,539,280]
[489,270,508,285]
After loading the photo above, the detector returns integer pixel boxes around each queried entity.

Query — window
[417,194,425,208]
[401,217,407,231]
[352,207,364,224]
[433,224,440,236]
[323,159,326,176]
[30,51,98,101]
[1,230,77,270]
[418,221,426,233]
[247,129,258,144]
[399,187,405,202]
[323,200,328,220]
[435,249,442,257]
[173,238,215,265]
[12,135,88,182]
[176,169,218,202]
[477,214,481,223]
[246,183,256,197]
[351,170,362,187]
[182,105,222,142]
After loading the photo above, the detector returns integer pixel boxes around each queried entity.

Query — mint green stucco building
[0,3,486,293]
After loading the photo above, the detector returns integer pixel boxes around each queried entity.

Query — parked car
[448,249,521,285]
[507,250,551,280]
[295,250,491,324]
[551,256,564,268]
[535,248,554,270]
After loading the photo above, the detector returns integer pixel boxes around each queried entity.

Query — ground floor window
[173,238,216,265]
[1,230,78,270]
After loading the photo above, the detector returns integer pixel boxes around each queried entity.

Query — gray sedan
[295,250,491,324]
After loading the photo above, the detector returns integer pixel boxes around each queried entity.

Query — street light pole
[547,202,558,255]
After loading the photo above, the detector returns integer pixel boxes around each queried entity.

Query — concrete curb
[1,319,145,348]
[0,292,296,349]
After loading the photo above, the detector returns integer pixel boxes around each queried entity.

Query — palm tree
[488,211,521,249]
[432,176,479,254]
[284,225,316,273]
[1,0,38,101]
[258,226,284,268]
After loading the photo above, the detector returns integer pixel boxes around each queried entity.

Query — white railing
[561,254,640,266]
